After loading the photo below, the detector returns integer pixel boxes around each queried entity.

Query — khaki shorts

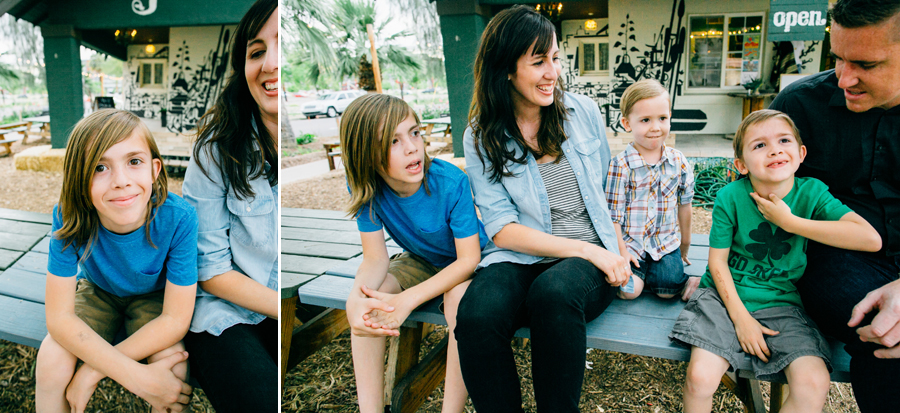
[74,279,165,344]
[388,252,444,290]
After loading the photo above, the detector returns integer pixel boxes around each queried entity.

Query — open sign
[768,0,828,41]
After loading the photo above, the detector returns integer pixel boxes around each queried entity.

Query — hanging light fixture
[145,44,156,54]
[585,19,598,31]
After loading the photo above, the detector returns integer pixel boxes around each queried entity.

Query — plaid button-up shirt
[605,143,694,260]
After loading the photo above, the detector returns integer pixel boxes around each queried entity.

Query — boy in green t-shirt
[669,109,882,413]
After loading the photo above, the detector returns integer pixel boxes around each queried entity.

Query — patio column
[42,25,84,149]
[436,0,490,158]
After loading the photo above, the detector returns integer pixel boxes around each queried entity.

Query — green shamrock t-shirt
[699,177,852,312]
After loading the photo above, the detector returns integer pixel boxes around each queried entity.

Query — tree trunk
[359,55,376,91]
[281,87,296,152]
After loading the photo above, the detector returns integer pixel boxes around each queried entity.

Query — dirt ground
[281,167,861,413]
[0,142,209,412]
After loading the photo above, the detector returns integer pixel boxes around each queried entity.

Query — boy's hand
[360,285,414,331]
[733,311,779,362]
[130,351,193,413]
[346,286,399,337]
[621,251,640,268]
[750,192,795,229]
[680,242,692,266]
[681,276,701,301]
[66,364,105,413]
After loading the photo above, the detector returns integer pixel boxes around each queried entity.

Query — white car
[301,91,366,119]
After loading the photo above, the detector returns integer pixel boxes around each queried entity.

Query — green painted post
[437,1,490,158]
[42,26,84,149]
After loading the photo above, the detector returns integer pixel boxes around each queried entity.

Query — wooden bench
[323,141,341,171]
[284,208,852,413]
[0,208,53,348]
[0,124,30,157]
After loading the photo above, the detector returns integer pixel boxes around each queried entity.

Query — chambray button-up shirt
[463,92,620,269]
[182,140,278,335]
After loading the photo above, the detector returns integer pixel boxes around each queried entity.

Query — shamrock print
[746,222,793,265]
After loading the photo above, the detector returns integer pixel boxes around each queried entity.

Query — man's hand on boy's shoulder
[750,192,795,229]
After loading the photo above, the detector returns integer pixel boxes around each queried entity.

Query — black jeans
[455,258,616,413]
[798,243,900,413]
[183,318,277,413]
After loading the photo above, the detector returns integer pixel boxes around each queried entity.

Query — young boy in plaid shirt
[605,79,696,300]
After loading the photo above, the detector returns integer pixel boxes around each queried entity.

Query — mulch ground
[0,142,210,412]
[280,167,861,413]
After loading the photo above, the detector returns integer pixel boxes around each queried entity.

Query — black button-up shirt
[770,69,900,258]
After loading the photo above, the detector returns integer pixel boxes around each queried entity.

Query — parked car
[301,91,365,119]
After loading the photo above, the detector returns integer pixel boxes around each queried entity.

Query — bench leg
[391,335,448,413]
[384,322,423,406]
[722,371,766,413]
[285,308,349,373]
[0,143,11,157]
[769,383,787,413]
[281,296,298,386]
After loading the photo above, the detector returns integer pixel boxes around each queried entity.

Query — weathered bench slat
[0,218,51,237]
[10,251,49,275]
[281,208,352,220]
[283,255,346,276]
[323,247,404,278]
[32,236,51,254]
[0,231,45,252]
[0,295,47,348]
[282,227,369,245]
[281,272,317,300]
[0,267,45,304]
[281,239,362,260]
[0,249,25,270]
[281,216,359,232]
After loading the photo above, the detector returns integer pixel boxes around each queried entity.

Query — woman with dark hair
[181,0,278,410]
[456,5,629,412]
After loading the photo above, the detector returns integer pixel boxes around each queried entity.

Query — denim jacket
[463,92,619,269]
[182,138,278,335]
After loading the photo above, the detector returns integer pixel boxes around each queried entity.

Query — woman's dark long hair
[193,0,277,198]
[469,5,568,183]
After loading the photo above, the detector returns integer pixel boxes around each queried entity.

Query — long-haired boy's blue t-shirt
[48,193,199,297]
[356,158,488,268]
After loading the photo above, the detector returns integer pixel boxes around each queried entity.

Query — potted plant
[742,77,763,95]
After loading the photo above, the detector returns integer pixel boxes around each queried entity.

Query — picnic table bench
[22,116,51,144]
[323,141,341,171]
[0,207,53,348]
[0,122,30,157]
[282,207,852,413]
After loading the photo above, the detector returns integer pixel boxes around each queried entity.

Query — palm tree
[296,0,420,91]
[284,0,336,85]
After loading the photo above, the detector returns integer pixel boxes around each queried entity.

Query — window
[688,14,764,89]
[138,59,167,88]
[580,38,609,75]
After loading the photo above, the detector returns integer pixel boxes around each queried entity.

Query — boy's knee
[618,290,640,300]
[791,370,831,400]
[36,335,77,383]
[684,364,720,397]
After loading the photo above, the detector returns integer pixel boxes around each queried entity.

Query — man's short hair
[832,0,900,41]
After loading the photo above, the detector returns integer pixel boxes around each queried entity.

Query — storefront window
[689,14,764,89]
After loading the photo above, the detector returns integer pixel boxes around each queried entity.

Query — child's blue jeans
[621,248,687,295]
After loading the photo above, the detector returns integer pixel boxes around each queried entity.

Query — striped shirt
[536,154,603,257]
[605,143,694,261]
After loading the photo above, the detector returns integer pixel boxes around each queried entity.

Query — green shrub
[296,133,316,145]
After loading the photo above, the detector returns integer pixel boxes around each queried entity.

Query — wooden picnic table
[0,207,53,348]
[420,117,452,143]
[22,115,51,144]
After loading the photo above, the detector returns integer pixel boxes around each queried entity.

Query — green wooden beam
[42,25,84,149]
[437,0,490,158]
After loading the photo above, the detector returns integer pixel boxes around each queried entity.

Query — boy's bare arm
[45,274,190,411]
[751,193,882,252]
[708,248,779,362]
[199,270,277,318]
[364,233,482,330]
[678,204,692,264]
[113,281,196,361]
[612,222,639,267]
[346,230,394,337]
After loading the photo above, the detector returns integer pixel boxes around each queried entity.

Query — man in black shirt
[769,0,900,411]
